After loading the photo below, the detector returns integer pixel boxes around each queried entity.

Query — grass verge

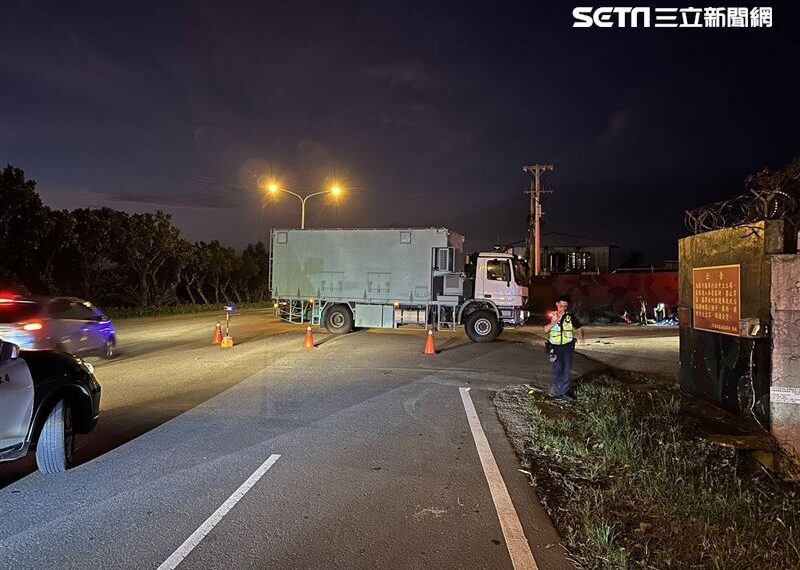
[104,301,274,319]
[496,371,800,569]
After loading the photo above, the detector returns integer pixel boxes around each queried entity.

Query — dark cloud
[0,1,798,262]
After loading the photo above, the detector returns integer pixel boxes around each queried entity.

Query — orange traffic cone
[424,328,436,355]
[213,322,223,345]
[304,326,316,349]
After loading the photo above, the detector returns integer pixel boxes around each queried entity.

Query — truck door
[0,342,34,453]
[477,258,514,306]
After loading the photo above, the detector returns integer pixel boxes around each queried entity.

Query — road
[0,312,678,569]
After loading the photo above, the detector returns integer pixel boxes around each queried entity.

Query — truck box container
[269,228,464,305]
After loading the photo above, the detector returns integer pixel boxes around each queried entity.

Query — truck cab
[470,253,529,313]
[442,252,528,341]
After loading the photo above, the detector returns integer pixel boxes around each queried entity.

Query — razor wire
[684,165,800,234]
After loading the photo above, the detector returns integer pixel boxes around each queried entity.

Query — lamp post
[266,181,342,229]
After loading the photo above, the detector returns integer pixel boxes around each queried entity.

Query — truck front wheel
[325,305,354,334]
[465,310,500,343]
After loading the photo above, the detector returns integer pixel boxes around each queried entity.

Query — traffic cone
[424,328,436,355]
[213,322,223,345]
[304,326,316,349]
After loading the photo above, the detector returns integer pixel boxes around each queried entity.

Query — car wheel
[324,305,353,334]
[465,310,500,343]
[103,337,116,359]
[35,400,75,474]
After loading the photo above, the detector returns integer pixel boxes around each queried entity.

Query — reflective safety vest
[549,314,574,345]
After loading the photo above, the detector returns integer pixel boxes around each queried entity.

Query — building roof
[540,232,618,248]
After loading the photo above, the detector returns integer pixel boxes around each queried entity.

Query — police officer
[544,296,585,399]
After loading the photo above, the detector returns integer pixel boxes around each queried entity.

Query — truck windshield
[513,261,528,286]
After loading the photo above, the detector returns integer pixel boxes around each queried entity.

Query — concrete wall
[678,221,796,426]
[770,255,800,454]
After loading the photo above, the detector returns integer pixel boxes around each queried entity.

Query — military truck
[269,228,528,342]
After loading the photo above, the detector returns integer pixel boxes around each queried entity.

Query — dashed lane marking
[156,454,281,570]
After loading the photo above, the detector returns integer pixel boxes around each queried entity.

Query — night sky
[2,2,798,262]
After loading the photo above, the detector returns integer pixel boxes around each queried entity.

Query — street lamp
[265,180,343,229]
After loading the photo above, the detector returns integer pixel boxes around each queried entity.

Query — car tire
[103,337,116,359]
[465,310,500,343]
[35,400,74,474]
[325,305,353,334]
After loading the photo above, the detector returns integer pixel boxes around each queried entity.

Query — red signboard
[692,264,741,336]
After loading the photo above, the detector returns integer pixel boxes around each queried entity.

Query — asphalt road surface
[0,311,643,569]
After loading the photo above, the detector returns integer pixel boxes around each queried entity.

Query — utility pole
[523,164,553,276]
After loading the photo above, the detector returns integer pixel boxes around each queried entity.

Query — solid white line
[459,387,539,570]
[156,454,281,570]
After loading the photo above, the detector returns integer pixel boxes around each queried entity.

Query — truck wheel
[325,305,353,334]
[35,400,74,474]
[465,310,500,343]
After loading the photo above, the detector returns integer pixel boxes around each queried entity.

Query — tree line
[0,165,270,308]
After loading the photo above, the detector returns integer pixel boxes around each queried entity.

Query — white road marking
[459,387,539,570]
[156,454,282,570]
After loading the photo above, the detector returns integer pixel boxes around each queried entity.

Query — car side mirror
[0,341,20,361]
[97,315,110,323]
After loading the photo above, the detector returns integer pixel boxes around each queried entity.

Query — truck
[268,228,529,342]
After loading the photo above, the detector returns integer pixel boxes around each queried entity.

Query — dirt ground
[503,323,680,379]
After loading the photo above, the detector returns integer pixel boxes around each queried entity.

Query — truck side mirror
[0,341,20,361]
[503,263,512,285]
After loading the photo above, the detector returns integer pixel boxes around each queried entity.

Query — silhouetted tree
[0,165,49,288]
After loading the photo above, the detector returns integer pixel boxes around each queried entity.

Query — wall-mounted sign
[692,264,741,336]
[771,386,800,405]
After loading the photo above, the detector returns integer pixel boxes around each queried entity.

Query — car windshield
[0,301,43,323]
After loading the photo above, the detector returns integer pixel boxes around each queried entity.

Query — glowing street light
[264,179,343,229]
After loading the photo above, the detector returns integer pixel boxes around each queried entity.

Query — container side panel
[271,229,450,304]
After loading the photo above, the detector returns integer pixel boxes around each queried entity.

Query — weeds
[516,372,800,569]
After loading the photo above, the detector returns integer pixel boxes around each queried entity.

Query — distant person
[544,296,585,400]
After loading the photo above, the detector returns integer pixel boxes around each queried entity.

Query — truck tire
[35,400,74,474]
[325,305,353,334]
[465,310,500,343]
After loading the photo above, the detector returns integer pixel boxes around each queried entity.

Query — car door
[480,258,514,306]
[47,299,80,353]
[0,343,34,453]
[66,301,98,354]
[74,302,106,353]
